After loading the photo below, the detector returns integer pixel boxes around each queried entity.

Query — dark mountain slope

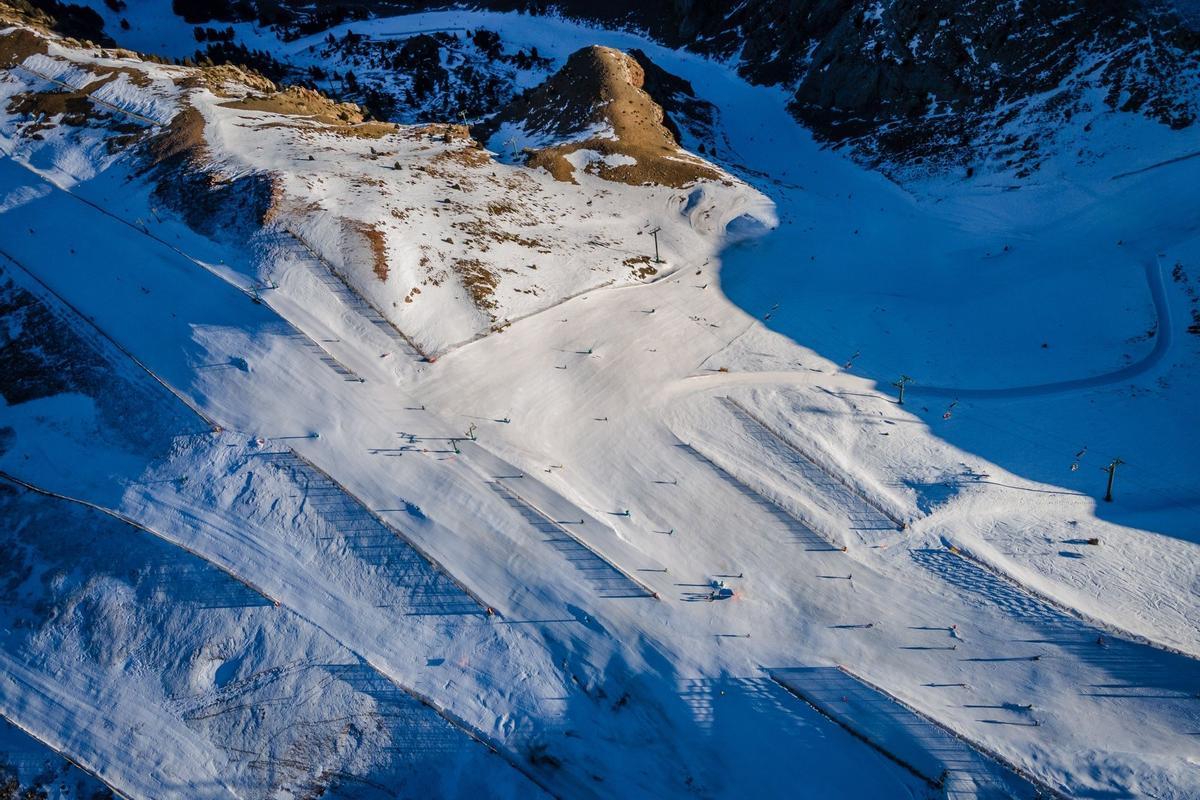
[41,0,1200,174]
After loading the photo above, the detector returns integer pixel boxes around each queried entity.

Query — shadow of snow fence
[320,662,553,798]
[488,481,657,599]
[720,397,902,533]
[675,442,842,551]
[911,547,1200,694]
[771,667,1062,800]
[284,332,363,382]
[260,227,428,362]
[259,450,487,616]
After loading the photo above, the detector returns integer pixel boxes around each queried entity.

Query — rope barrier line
[0,246,220,431]
[0,709,135,800]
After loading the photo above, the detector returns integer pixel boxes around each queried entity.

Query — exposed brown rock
[176,63,277,96]
[0,26,48,69]
[221,85,365,124]
[452,257,499,311]
[478,45,720,188]
[218,85,400,138]
[354,222,390,282]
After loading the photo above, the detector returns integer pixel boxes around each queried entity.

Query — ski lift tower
[649,226,663,263]
[1103,457,1125,502]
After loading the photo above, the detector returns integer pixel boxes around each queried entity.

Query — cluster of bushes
[279,4,368,39]
[170,0,255,26]
[469,28,550,70]
[169,0,369,41]
[309,25,552,123]
[0,762,115,800]
[190,41,292,83]
[193,26,236,43]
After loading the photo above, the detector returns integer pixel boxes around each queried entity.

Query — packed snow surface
[1,8,1199,800]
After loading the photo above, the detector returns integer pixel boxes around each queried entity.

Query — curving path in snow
[908,257,1171,399]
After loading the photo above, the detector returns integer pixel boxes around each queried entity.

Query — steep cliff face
[653,0,1200,170]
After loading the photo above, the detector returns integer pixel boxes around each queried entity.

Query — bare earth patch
[451,257,499,311]
[176,63,276,97]
[221,86,396,139]
[146,105,206,165]
[143,105,279,242]
[623,255,658,280]
[6,69,148,145]
[354,221,390,282]
[0,26,48,69]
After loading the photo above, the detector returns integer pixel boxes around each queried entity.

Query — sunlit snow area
[1,4,1199,799]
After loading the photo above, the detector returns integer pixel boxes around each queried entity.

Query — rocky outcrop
[54,0,1200,175]
[627,47,716,151]
[475,45,720,187]
[605,0,1200,171]
[450,0,1200,172]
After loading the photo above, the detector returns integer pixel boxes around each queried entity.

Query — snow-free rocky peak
[477,44,721,186]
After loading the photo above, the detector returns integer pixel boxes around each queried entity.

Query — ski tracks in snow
[1,156,366,384]
[0,474,551,800]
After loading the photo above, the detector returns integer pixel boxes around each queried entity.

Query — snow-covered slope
[2,6,1199,800]
[193,48,768,355]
